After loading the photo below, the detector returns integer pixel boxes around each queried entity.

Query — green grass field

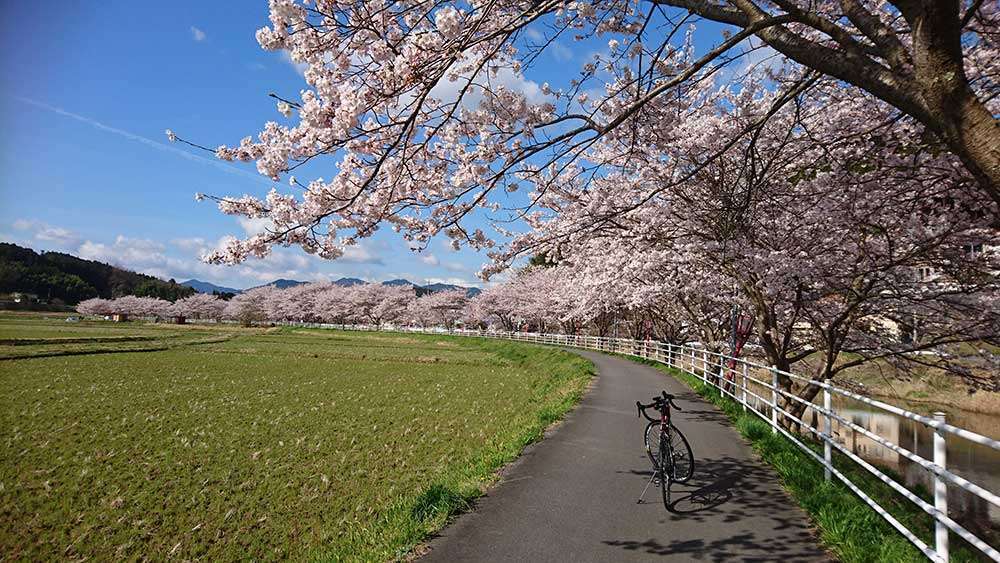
[0,315,593,560]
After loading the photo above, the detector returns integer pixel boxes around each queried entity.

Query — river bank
[837,368,1000,420]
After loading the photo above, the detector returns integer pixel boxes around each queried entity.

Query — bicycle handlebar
[636,391,682,421]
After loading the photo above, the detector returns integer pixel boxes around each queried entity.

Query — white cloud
[429,64,549,109]
[260,248,311,270]
[443,261,467,273]
[171,237,208,252]
[419,253,440,266]
[423,276,482,287]
[190,26,207,42]
[11,225,350,290]
[524,28,544,42]
[115,235,164,253]
[341,241,384,265]
[281,51,308,76]
[439,238,461,252]
[14,97,268,184]
[11,219,80,249]
[76,235,224,284]
[78,235,165,265]
[549,42,575,63]
[238,217,271,236]
[714,37,783,87]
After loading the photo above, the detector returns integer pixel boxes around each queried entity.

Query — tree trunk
[908,1,1000,206]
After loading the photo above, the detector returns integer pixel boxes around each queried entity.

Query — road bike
[636,391,694,508]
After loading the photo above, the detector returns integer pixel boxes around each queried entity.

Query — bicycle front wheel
[644,421,662,470]
[666,425,694,484]
[659,438,671,509]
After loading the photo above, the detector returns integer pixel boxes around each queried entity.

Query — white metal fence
[324,324,998,562]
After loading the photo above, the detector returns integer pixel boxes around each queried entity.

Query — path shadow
[610,454,827,560]
[667,473,736,514]
[601,532,824,562]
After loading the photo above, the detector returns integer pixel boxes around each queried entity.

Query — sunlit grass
[0,320,593,560]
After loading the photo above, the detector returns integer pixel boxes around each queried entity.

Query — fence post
[823,384,832,481]
[770,366,778,434]
[720,355,727,395]
[716,355,723,395]
[933,411,949,562]
[741,362,748,412]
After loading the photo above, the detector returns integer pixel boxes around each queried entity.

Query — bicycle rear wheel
[666,425,694,484]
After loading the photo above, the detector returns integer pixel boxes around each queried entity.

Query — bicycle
[636,391,695,508]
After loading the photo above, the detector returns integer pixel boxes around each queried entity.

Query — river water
[735,375,999,541]
[825,397,1000,540]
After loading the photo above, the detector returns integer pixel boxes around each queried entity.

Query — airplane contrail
[13,96,270,185]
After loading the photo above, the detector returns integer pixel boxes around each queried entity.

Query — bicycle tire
[666,425,695,484]
[660,438,671,508]
[644,421,662,469]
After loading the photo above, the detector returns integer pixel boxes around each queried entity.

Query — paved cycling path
[422,350,829,562]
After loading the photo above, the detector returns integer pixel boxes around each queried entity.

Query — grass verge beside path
[320,334,595,561]
[1,324,593,561]
[621,354,982,563]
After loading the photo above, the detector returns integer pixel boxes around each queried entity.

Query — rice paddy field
[0,313,593,561]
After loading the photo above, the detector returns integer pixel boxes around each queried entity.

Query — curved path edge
[420,349,830,562]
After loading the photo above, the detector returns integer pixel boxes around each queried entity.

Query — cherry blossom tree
[107,295,172,319]
[346,284,415,328]
[224,287,273,326]
[500,74,999,404]
[642,0,1000,200]
[264,282,331,321]
[465,283,520,331]
[170,293,226,321]
[419,288,469,329]
[399,293,430,328]
[314,284,353,324]
[76,298,114,317]
[168,0,998,267]
[165,1,998,402]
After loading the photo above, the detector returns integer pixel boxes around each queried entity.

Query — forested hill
[0,242,195,304]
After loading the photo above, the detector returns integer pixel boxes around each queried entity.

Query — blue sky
[0,2,743,289]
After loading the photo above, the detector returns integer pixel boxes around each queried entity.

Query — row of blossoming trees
[75,284,474,329]
[162,1,1000,413]
[77,248,998,420]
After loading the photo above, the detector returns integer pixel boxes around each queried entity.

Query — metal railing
[322,324,998,562]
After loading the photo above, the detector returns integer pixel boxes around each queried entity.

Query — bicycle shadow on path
[606,454,825,561]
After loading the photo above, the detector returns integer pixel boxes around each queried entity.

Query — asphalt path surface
[422,349,829,562]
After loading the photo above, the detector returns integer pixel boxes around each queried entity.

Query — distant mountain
[383,278,417,287]
[180,279,241,295]
[423,282,482,297]
[383,279,480,296]
[334,277,366,287]
[0,242,195,305]
[195,276,480,296]
[271,278,307,289]
[247,278,308,291]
